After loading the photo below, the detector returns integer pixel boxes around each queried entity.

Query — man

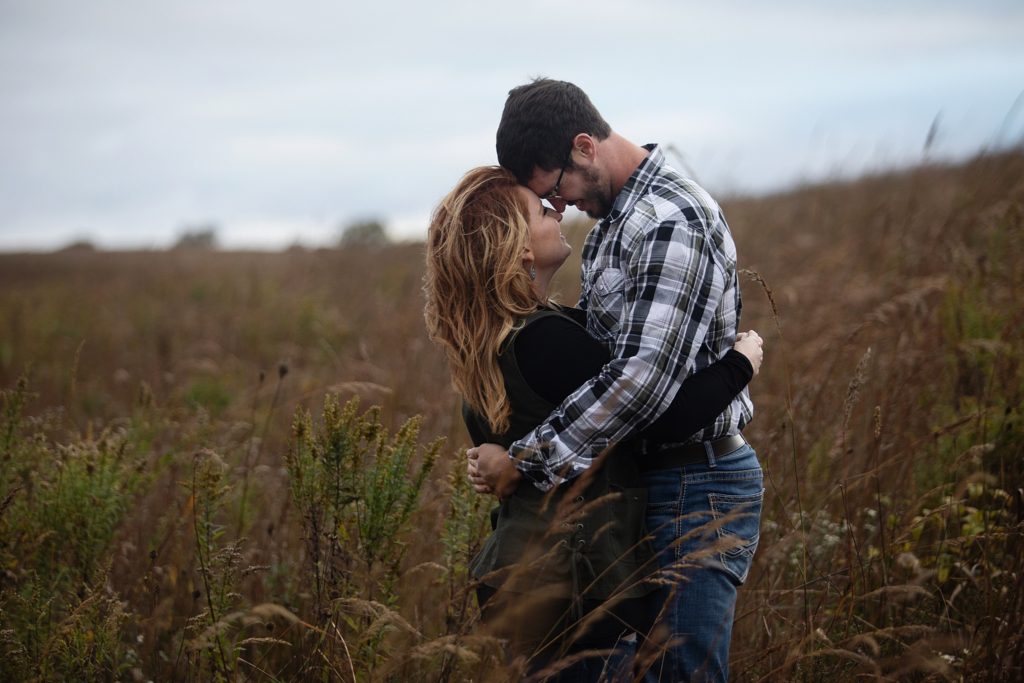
[469,78,764,681]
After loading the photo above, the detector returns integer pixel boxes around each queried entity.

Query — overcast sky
[1,0,1022,250]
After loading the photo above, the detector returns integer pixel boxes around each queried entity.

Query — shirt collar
[604,143,663,225]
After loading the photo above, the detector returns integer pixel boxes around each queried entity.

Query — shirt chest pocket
[588,267,628,338]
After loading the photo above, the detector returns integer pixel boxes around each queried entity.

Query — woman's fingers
[465,447,495,494]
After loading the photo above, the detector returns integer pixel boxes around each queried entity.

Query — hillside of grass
[1,150,1021,681]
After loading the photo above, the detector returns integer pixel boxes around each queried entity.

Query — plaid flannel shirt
[509,145,754,491]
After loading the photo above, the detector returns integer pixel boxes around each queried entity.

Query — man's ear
[571,133,597,161]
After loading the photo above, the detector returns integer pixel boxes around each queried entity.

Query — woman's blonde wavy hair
[423,166,543,434]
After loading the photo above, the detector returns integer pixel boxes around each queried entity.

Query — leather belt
[637,434,747,472]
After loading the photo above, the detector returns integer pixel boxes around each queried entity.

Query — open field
[1,151,1022,681]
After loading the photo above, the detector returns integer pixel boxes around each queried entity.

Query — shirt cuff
[509,430,574,492]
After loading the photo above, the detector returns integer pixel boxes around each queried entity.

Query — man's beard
[579,166,613,219]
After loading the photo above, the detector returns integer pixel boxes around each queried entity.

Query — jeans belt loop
[704,440,717,468]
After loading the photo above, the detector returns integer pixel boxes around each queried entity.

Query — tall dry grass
[0,150,1021,681]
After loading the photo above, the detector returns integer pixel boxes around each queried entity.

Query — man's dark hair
[496,78,611,184]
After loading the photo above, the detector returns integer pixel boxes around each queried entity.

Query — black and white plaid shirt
[510,144,754,491]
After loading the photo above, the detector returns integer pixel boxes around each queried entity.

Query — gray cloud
[1,0,1022,249]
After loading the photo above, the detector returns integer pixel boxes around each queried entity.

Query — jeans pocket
[707,488,764,585]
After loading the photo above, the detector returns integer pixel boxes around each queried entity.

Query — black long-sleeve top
[508,310,752,444]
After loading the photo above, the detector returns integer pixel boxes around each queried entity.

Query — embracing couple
[424,79,765,682]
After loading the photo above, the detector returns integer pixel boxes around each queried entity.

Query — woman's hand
[734,330,764,377]
[467,443,522,499]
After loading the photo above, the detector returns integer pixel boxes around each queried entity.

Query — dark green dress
[460,306,754,665]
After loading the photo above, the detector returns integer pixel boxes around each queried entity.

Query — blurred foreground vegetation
[1,151,1022,681]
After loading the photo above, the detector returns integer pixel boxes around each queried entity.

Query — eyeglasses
[542,155,571,201]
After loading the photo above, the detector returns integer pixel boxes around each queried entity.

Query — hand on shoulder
[733,330,764,377]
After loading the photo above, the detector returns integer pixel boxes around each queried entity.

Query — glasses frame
[542,152,572,201]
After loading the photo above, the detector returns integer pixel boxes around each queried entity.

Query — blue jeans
[639,442,763,682]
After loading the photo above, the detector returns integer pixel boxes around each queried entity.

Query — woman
[423,166,762,681]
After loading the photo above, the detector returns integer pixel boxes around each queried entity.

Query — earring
[529,265,536,281]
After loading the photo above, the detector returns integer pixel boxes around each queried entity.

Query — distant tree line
[54,218,394,252]
[174,223,219,250]
[339,219,388,247]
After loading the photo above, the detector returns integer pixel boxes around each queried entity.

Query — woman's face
[516,186,570,273]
